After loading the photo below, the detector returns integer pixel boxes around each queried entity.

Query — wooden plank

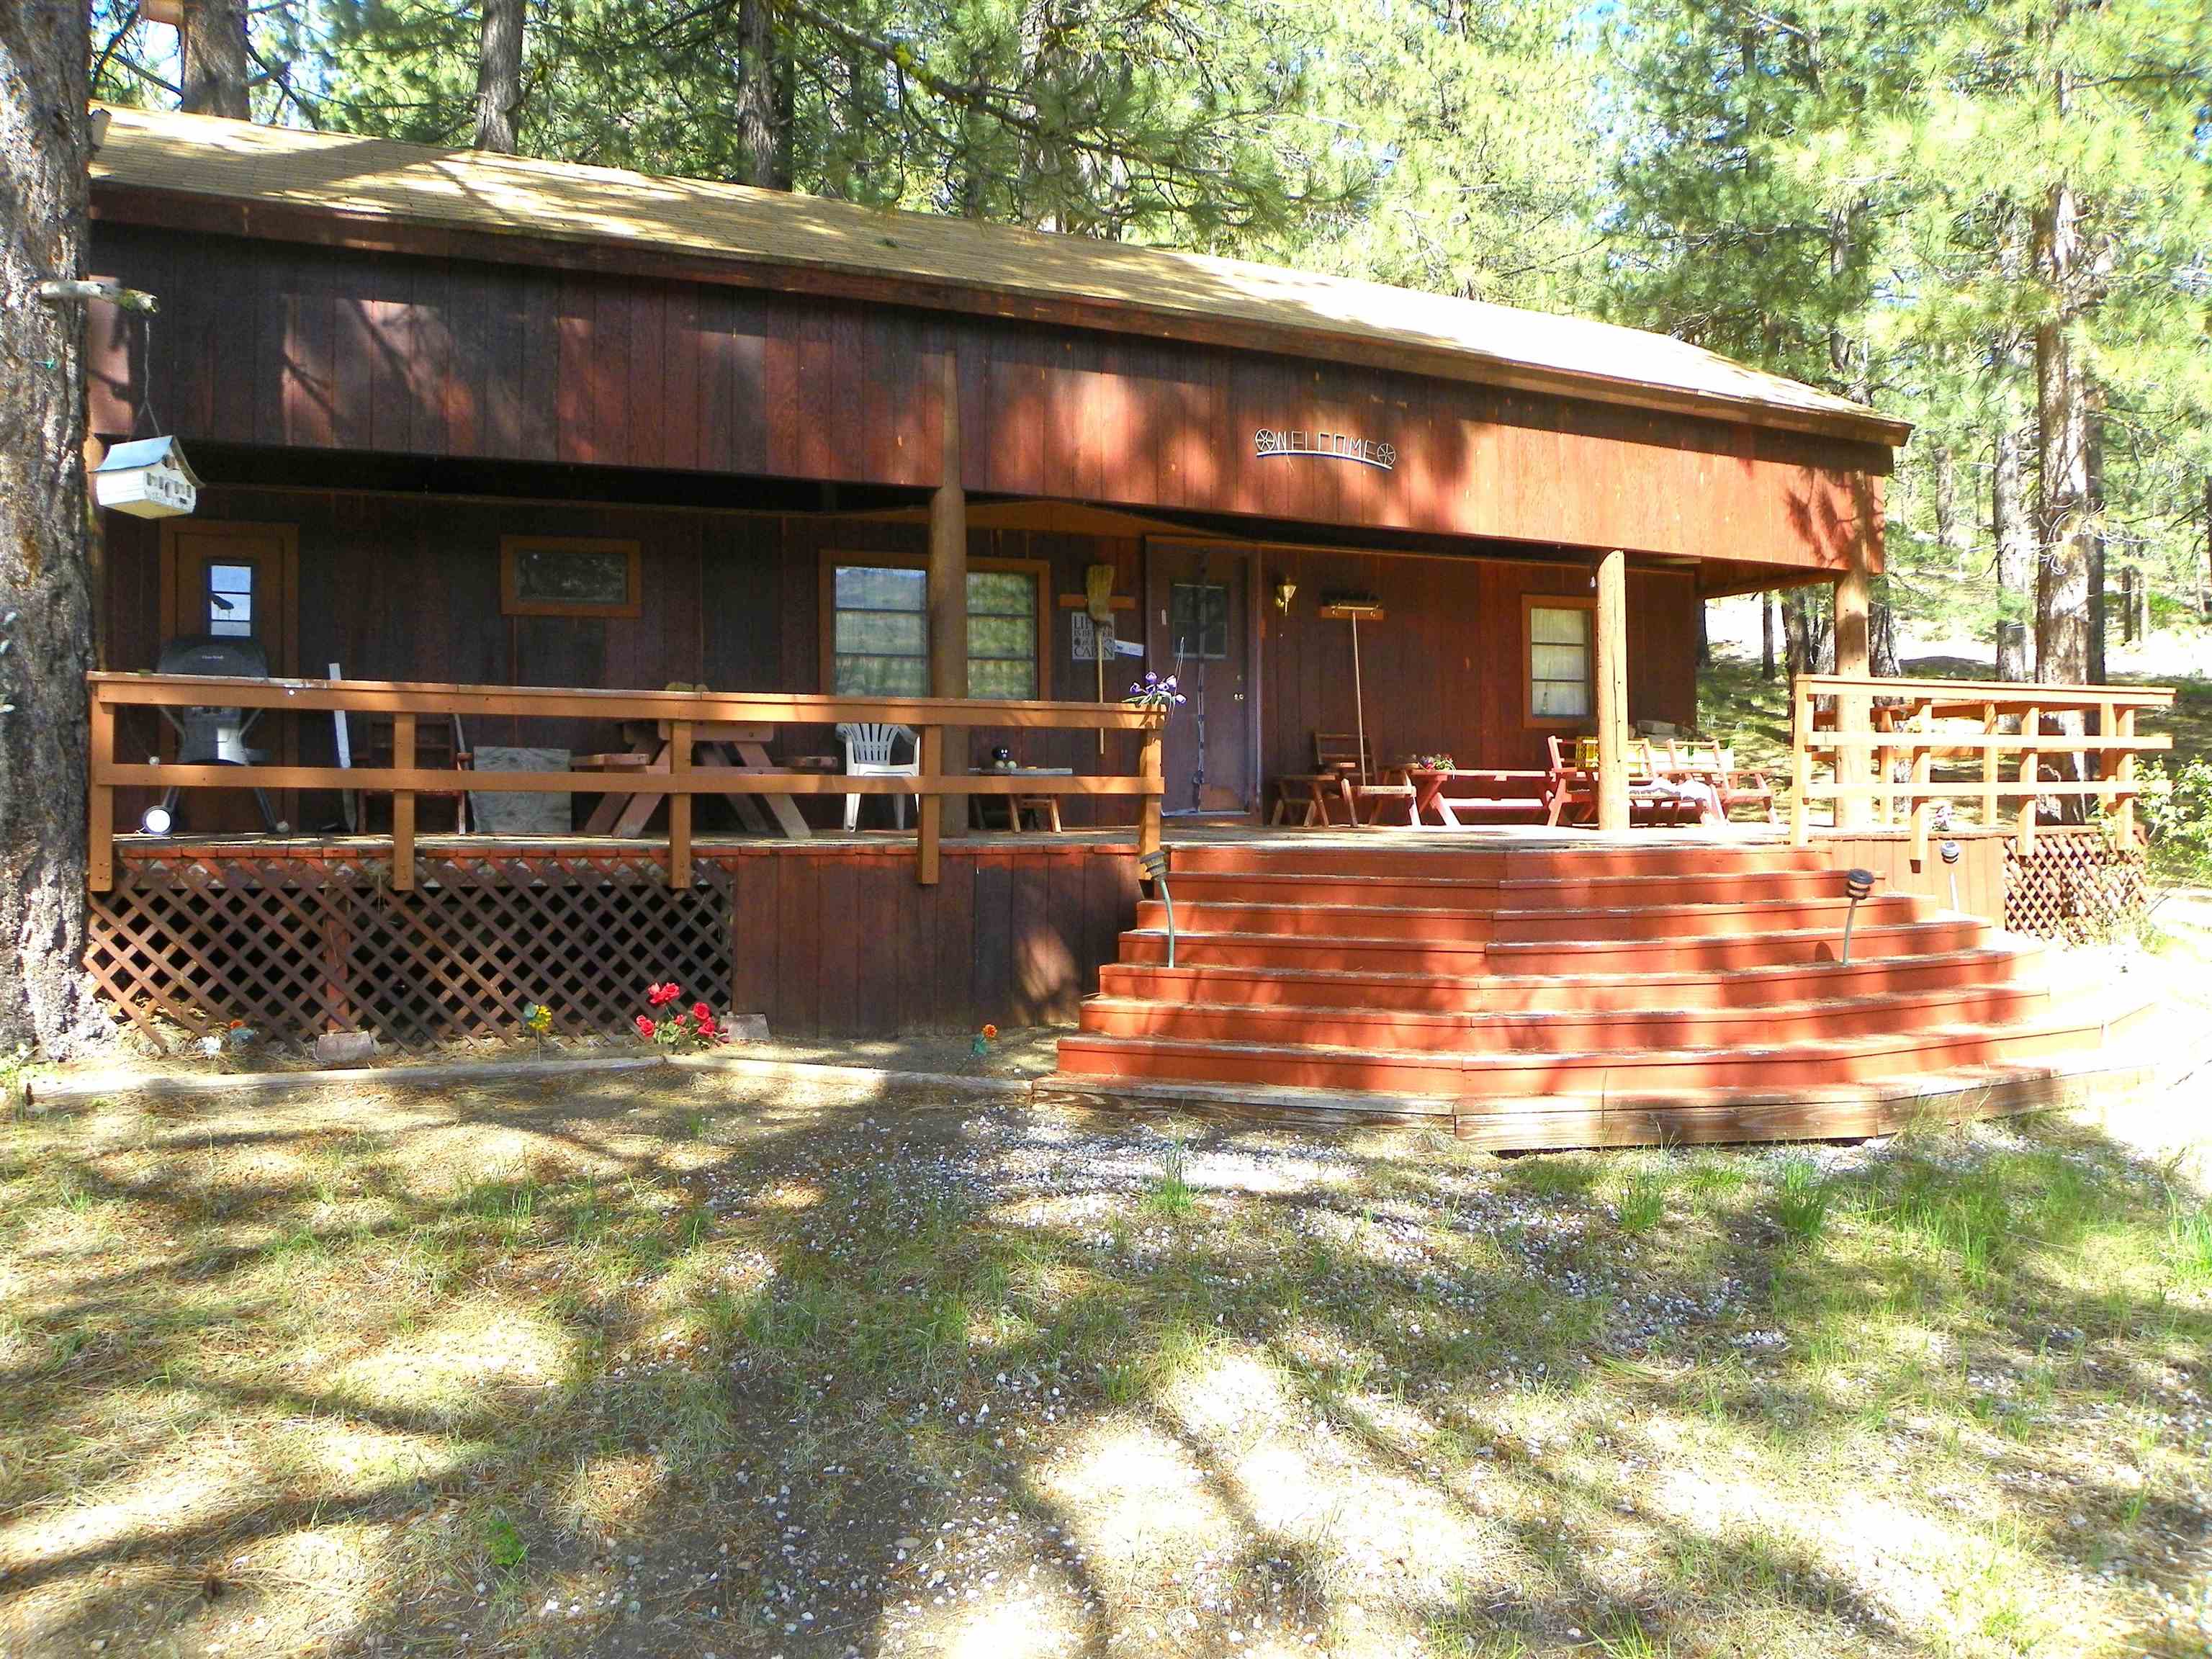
[727,853,776,1018]
[933,851,974,1030]
[815,852,859,1035]
[88,693,116,892]
[667,719,691,886]
[775,850,819,1036]
[973,852,1013,1026]
[391,712,416,891]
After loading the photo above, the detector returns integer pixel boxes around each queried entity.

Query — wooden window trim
[1521,593,1596,731]
[817,552,1051,697]
[500,536,642,618]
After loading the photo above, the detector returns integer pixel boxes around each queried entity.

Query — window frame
[817,553,1050,701]
[1521,594,1597,729]
[499,536,642,619]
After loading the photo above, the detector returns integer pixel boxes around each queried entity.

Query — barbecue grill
[141,635,288,835]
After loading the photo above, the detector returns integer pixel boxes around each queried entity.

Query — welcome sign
[1254,428,1397,471]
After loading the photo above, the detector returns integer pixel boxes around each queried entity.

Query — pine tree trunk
[1695,601,1710,668]
[1761,592,1776,680]
[2033,179,2091,688]
[1994,422,2033,680]
[180,0,250,119]
[472,0,523,153]
[734,0,788,190]
[1870,578,1899,677]
[2085,385,2106,682]
[1,1,102,1059]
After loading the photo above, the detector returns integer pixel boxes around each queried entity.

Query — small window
[1527,603,1593,723]
[829,561,1041,700]
[206,562,254,638]
[1169,583,1230,660]
[500,536,641,617]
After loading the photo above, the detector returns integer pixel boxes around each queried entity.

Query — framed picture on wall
[500,536,642,618]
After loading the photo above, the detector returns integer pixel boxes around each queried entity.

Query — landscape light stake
[1840,868,1877,964]
[1139,847,1175,968]
[1938,839,1961,911]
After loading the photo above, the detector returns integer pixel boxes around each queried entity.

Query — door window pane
[207,562,254,637]
[1169,583,1230,660]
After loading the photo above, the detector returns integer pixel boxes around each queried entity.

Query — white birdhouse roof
[97,436,200,482]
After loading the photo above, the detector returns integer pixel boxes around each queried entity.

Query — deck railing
[86,673,1166,892]
[1789,673,2175,858]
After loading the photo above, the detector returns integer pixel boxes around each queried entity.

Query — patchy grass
[1,1074,2208,1658]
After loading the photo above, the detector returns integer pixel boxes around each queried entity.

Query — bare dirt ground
[4,1042,2210,1658]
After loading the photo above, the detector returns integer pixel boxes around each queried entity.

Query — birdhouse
[94,436,199,519]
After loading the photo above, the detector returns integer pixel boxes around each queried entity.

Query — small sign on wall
[1071,613,1143,661]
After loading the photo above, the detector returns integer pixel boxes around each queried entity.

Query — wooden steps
[1053,840,2146,1147]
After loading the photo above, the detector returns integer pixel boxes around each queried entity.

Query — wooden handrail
[86,673,1166,892]
[1788,673,2175,859]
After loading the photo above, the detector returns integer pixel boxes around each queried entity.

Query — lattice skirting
[2004,833,2147,942]
[88,853,732,1045]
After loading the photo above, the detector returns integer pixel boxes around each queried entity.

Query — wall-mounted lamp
[1273,575,1298,614]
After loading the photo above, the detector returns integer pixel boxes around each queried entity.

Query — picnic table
[574,719,811,839]
[968,765,1073,831]
[1392,765,1548,827]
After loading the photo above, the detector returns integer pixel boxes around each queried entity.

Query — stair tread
[1082,982,2044,1026]
[1104,941,2037,989]
[1059,1004,2136,1069]
[1144,894,1916,920]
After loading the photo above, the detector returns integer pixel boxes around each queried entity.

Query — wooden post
[1909,714,1934,865]
[927,350,966,850]
[1833,549,1873,829]
[2018,703,2039,853]
[392,713,416,891]
[668,719,692,887]
[88,689,115,894]
[2116,704,2137,842]
[917,724,943,886]
[1138,719,1164,861]
[1789,678,1812,847]
[1593,549,1629,833]
[1982,701,1999,828]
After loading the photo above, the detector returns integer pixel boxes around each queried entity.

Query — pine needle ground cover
[4,1063,2208,1659]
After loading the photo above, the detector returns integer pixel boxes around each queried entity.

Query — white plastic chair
[836,722,920,831]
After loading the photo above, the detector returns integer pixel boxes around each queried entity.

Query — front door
[1146,544,1254,816]
[160,521,300,833]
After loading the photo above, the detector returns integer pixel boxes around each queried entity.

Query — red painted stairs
[1048,840,2153,1146]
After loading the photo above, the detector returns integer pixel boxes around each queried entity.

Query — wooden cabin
[78,104,1948,1075]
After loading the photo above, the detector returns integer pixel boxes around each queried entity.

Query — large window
[828,559,1042,699]
[1526,601,1593,724]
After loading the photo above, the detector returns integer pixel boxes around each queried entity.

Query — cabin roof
[91,104,1907,448]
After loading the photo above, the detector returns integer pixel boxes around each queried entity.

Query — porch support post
[928,350,967,699]
[925,350,966,876]
[392,714,416,892]
[1833,541,1874,829]
[1594,549,1629,833]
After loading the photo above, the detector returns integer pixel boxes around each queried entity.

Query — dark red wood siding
[88,224,1884,575]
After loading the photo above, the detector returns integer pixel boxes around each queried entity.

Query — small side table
[969,766,1074,831]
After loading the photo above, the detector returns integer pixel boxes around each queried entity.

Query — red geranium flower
[647,981,683,1007]
[634,1014,657,1038]
[692,1002,712,1023]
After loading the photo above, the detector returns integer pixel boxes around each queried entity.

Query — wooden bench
[1271,733,1418,827]
[1660,739,1777,824]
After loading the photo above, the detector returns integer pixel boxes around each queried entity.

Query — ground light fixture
[1938,839,1962,910]
[1840,867,1878,964]
[1138,847,1176,968]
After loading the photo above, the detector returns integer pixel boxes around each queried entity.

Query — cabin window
[828,559,1043,699]
[500,536,642,617]
[205,562,254,638]
[1526,601,1593,723]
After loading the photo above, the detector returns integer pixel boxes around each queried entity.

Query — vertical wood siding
[88,225,1885,574]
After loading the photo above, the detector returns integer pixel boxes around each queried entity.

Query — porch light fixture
[139,802,174,837]
[1139,846,1177,968]
[1840,867,1877,963]
[1273,575,1298,613]
[1938,839,1961,910]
